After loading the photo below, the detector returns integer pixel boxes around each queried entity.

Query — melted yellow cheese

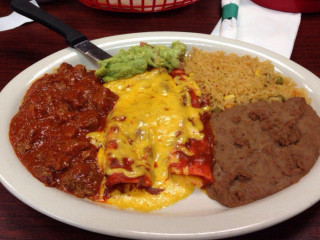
[88,68,208,211]
[104,175,199,212]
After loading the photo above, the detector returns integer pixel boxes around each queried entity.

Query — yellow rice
[184,48,308,111]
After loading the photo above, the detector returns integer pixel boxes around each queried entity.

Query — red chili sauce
[168,78,215,186]
[9,63,118,199]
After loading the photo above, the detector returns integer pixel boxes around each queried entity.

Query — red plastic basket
[78,0,200,12]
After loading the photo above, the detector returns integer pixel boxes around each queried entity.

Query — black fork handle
[10,0,87,47]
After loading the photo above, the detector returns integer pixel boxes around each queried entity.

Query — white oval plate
[1,32,320,240]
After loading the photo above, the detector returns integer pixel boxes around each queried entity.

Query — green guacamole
[95,41,186,82]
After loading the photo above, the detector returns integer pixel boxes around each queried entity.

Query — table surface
[1,0,320,239]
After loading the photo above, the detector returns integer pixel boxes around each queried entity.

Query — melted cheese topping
[88,68,208,211]
[104,175,201,212]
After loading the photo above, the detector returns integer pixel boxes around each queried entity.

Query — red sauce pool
[9,63,118,199]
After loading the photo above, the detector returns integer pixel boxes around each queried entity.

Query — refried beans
[207,97,320,207]
[9,63,118,199]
